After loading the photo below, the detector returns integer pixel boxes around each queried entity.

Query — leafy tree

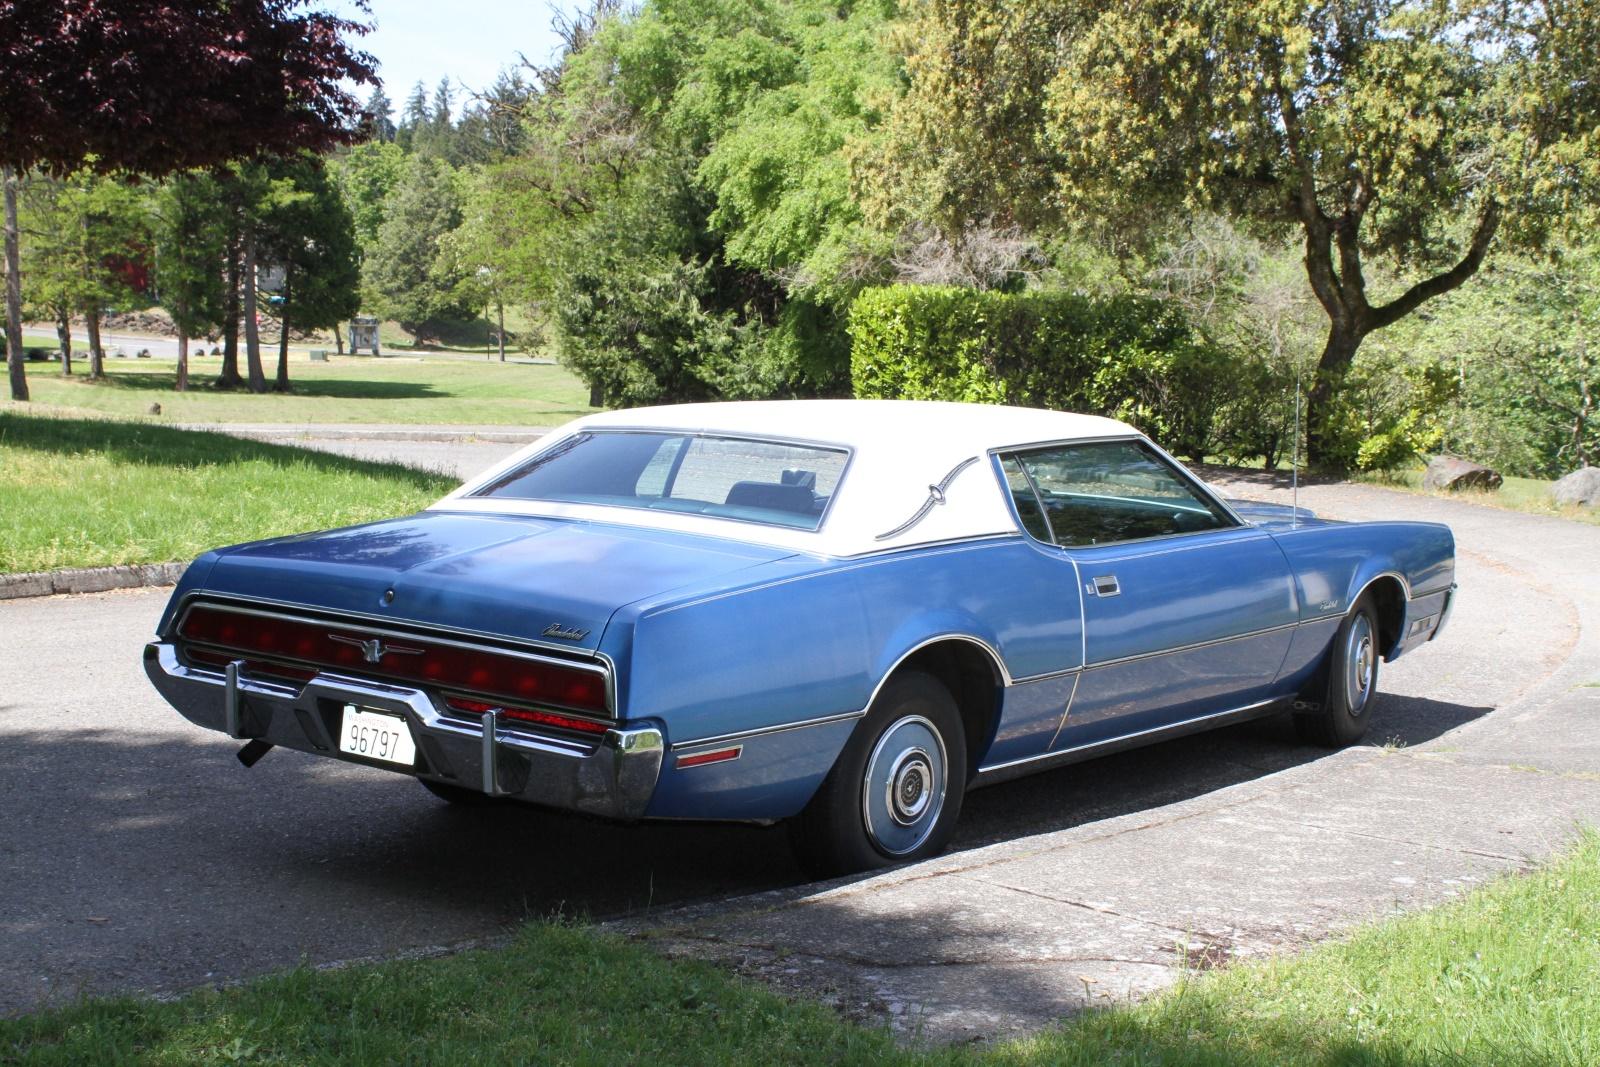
[499,0,900,402]
[868,0,1600,466]
[0,0,375,401]
[364,156,472,339]
[1367,242,1600,476]
[150,171,229,390]
[19,170,148,379]
[444,171,523,359]
[331,141,406,253]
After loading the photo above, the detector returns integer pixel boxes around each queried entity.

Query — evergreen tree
[150,171,228,390]
[396,80,430,152]
[364,156,472,338]
[365,87,397,143]
[257,154,361,390]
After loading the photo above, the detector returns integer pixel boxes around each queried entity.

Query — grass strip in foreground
[1013,828,1600,1066]
[3,833,1596,1065]
[0,412,456,573]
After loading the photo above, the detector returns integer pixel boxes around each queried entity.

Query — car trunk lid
[197,511,792,651]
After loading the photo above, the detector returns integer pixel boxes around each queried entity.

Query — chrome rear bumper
[142,642,663,819]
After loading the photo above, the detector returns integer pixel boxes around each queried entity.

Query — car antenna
[1291,365,1301,528]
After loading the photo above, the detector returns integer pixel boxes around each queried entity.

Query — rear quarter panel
[1268,519,1455,684]
[614,537,1084,820]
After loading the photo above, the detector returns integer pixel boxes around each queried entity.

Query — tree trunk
[55,308,72,376]
[218,234,243,389]
[497,299,506,362]
[86,306,105,379]
[333,321,344,355]
[3,165,27,402]
[1574,333,1592,471]
[243,234,265,393]
[176,331,189,392]
[274,271,292,392]
[1305,323,1365,470]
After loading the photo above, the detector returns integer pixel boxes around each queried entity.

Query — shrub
[848,285,1237,459]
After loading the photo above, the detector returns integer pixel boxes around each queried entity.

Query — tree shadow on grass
[0,412,454,491]
[50,369,442,401]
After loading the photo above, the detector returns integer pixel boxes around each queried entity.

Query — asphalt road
[0,471,1585,1018]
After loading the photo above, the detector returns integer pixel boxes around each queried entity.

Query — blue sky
[336,0,566,112]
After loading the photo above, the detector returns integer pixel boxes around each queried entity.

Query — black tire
[1295,594,1381,747]
[789,670,967,877]
[418,778,503,806]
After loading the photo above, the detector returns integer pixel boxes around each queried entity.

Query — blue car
[145,400,1456,874]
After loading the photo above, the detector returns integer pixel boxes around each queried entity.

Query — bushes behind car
[848,284,1241,461]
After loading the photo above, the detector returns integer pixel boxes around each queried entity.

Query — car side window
[1000,455,1053,542]
[1003,440,1235,546]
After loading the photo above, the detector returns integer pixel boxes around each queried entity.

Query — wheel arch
[868,635,1007,783]
[1351,571,1408,660]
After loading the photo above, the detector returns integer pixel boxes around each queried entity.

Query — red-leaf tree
[1,0,376,401]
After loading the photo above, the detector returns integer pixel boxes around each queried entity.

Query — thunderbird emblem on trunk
[329,634,422,664]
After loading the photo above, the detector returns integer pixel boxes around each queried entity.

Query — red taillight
[444,697,610,736]
[177,605,609,715]
[186,648,316,683]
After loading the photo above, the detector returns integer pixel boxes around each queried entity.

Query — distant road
[36,331,555,366]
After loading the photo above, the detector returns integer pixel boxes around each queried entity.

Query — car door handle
[1089,575,1120,597]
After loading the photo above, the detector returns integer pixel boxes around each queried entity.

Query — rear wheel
[1295,594,1381,747]
[418,778,503,806]
[790,670,967,876]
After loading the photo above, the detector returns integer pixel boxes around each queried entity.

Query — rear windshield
[473,431,849,531]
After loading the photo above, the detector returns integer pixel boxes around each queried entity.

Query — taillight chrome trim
[172,594,617,717]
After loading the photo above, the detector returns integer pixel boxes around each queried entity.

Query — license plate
[339,705,417,766]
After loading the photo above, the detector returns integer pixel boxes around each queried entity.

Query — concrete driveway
[617,474,1600,1041]
[2,470,1596,1038]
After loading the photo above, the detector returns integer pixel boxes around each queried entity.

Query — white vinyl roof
[433,400,1140,557]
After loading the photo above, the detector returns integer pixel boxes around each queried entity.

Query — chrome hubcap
[862,716,947,856]
[888,748,934,825]
[1346,614,1375,714]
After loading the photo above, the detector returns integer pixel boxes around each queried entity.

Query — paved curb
[0,562,186,601]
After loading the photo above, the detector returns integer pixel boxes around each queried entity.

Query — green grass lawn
[4,832,1596,1065]
[0,412,457,573]
[11,355,596,426]
[1359,467,1600,527]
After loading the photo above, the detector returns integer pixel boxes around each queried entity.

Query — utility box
[348,316,381,356]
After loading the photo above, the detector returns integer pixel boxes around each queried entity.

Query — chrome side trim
[1009,664,1084,685]
[1045,672,1081,750]
[1081,620,1300,672]
[669,632,1015,752]
[669,709,867,751]
[874,633,1014,694]
[1355,569,1413,604]
[173,594,618,716]
[973,695,1290,784]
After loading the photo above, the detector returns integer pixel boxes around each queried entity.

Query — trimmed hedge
[848,285,1238,460]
